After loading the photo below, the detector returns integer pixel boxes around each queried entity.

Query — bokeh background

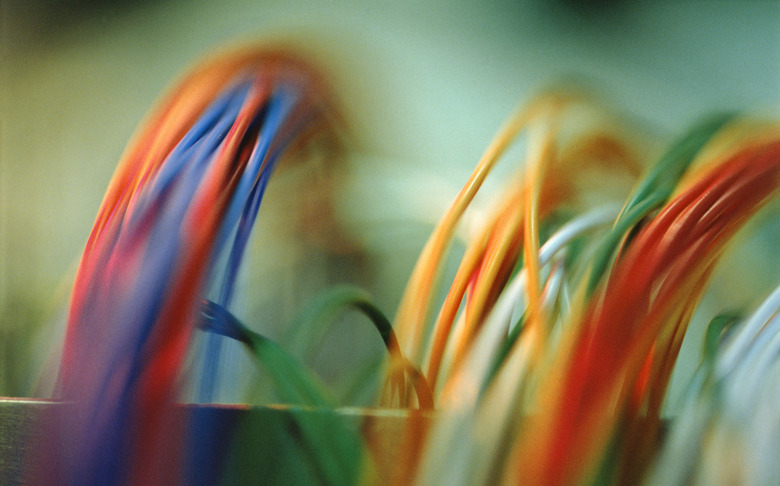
[2,0,779,407]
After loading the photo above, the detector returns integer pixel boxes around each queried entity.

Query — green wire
[284,286,433,408]
[702,311,743,368]
[200,299,335,406]
[285,286,396,357]
[199,288,432,483]
[586,113,736,295]
[479,311,527,400]
[199,300,363,485]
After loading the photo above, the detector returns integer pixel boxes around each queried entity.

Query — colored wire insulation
[34,40,780,486]
[507,138,780,486]
[44,48,341,486]
[393,93,575,366]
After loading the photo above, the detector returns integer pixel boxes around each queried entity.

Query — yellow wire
[451,184,527,373]
[522,118,559,363]
[394,96,564,365]
[427,118,642,394]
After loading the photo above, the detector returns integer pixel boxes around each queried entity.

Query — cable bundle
[35,48,340,485]
[397,97,780,485]
[36,44,780,485]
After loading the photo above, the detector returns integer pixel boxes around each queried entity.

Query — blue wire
[66,79,257,485]
[66,72,321,484]
[198,85,301,403]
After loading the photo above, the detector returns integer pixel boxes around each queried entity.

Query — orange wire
[394,95,572,366]
[509,138,780,485]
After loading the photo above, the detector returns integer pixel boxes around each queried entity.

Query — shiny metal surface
[0,398,423,484]
[0,399,61,485]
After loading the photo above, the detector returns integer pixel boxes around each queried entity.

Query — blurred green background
[1,0,779,404]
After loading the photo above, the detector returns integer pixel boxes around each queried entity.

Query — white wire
[487,203,620,338]
[437,204,620,408]
[715,282,780,378]
[723,312,780,417]
[647,286,780,486]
